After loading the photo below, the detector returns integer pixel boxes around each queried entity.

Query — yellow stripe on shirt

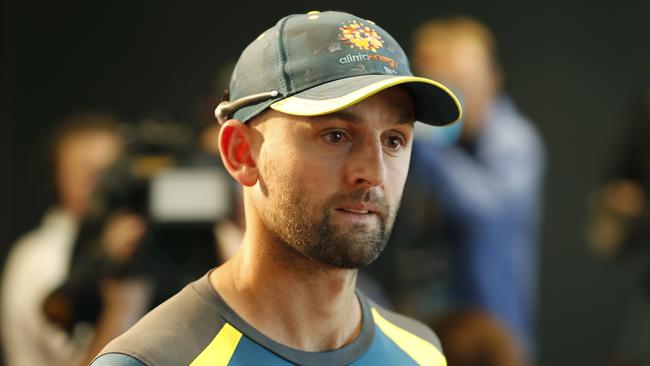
[190,323,242,366]
[371,308,447,366]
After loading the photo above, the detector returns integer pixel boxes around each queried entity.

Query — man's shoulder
[92,273,227,366]
[364,297,446,365]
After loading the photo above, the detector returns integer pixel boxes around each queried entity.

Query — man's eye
[385,134,406,150]
[323,130,348,144]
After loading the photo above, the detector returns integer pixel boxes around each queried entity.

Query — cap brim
[269,74,462,126]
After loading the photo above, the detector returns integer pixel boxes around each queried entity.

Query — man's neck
[209,229,362,352]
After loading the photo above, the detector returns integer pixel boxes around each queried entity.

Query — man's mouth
[340,208,370,214]
[335,203,380,216]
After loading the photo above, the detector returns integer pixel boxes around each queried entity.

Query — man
[2,113,123,366]
[91,10,461,365]
[408,16,545,358]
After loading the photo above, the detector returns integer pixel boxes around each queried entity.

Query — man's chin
[311,240,385,270]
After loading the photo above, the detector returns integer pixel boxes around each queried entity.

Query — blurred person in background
[42,116,241,366]
[411,15,545,361]
[366,15,544,364]
[1,113,122,366]
[586,81,650,366]
[43,71,247,356]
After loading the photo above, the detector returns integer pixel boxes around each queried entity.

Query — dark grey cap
[215,10,462,126]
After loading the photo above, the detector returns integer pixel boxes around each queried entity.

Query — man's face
[249,87,415,269]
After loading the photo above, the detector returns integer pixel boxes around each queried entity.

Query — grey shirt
[92,272,446,366]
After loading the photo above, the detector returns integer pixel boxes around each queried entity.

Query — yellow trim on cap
[371,308,447,366]
[190,323,242,366]
[270,76,462,123]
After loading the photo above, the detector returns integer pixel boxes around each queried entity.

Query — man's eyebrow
[315,110,415,125]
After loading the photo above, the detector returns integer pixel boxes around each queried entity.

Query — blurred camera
[44,119,234,332]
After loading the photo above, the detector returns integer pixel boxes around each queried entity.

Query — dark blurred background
[3,1,650,365]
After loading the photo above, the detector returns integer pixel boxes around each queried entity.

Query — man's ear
[218,119,258,187]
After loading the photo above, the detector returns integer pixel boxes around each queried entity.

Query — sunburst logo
[338,20,384,52]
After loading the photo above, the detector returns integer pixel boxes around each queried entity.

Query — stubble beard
[260,165,398,270]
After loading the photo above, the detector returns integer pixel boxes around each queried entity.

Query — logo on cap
[338,20,384,52]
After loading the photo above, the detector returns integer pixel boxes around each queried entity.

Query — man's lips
[335,204,380,215]
[340,208,369,214]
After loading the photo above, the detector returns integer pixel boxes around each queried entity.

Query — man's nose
[346,138,386,189]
